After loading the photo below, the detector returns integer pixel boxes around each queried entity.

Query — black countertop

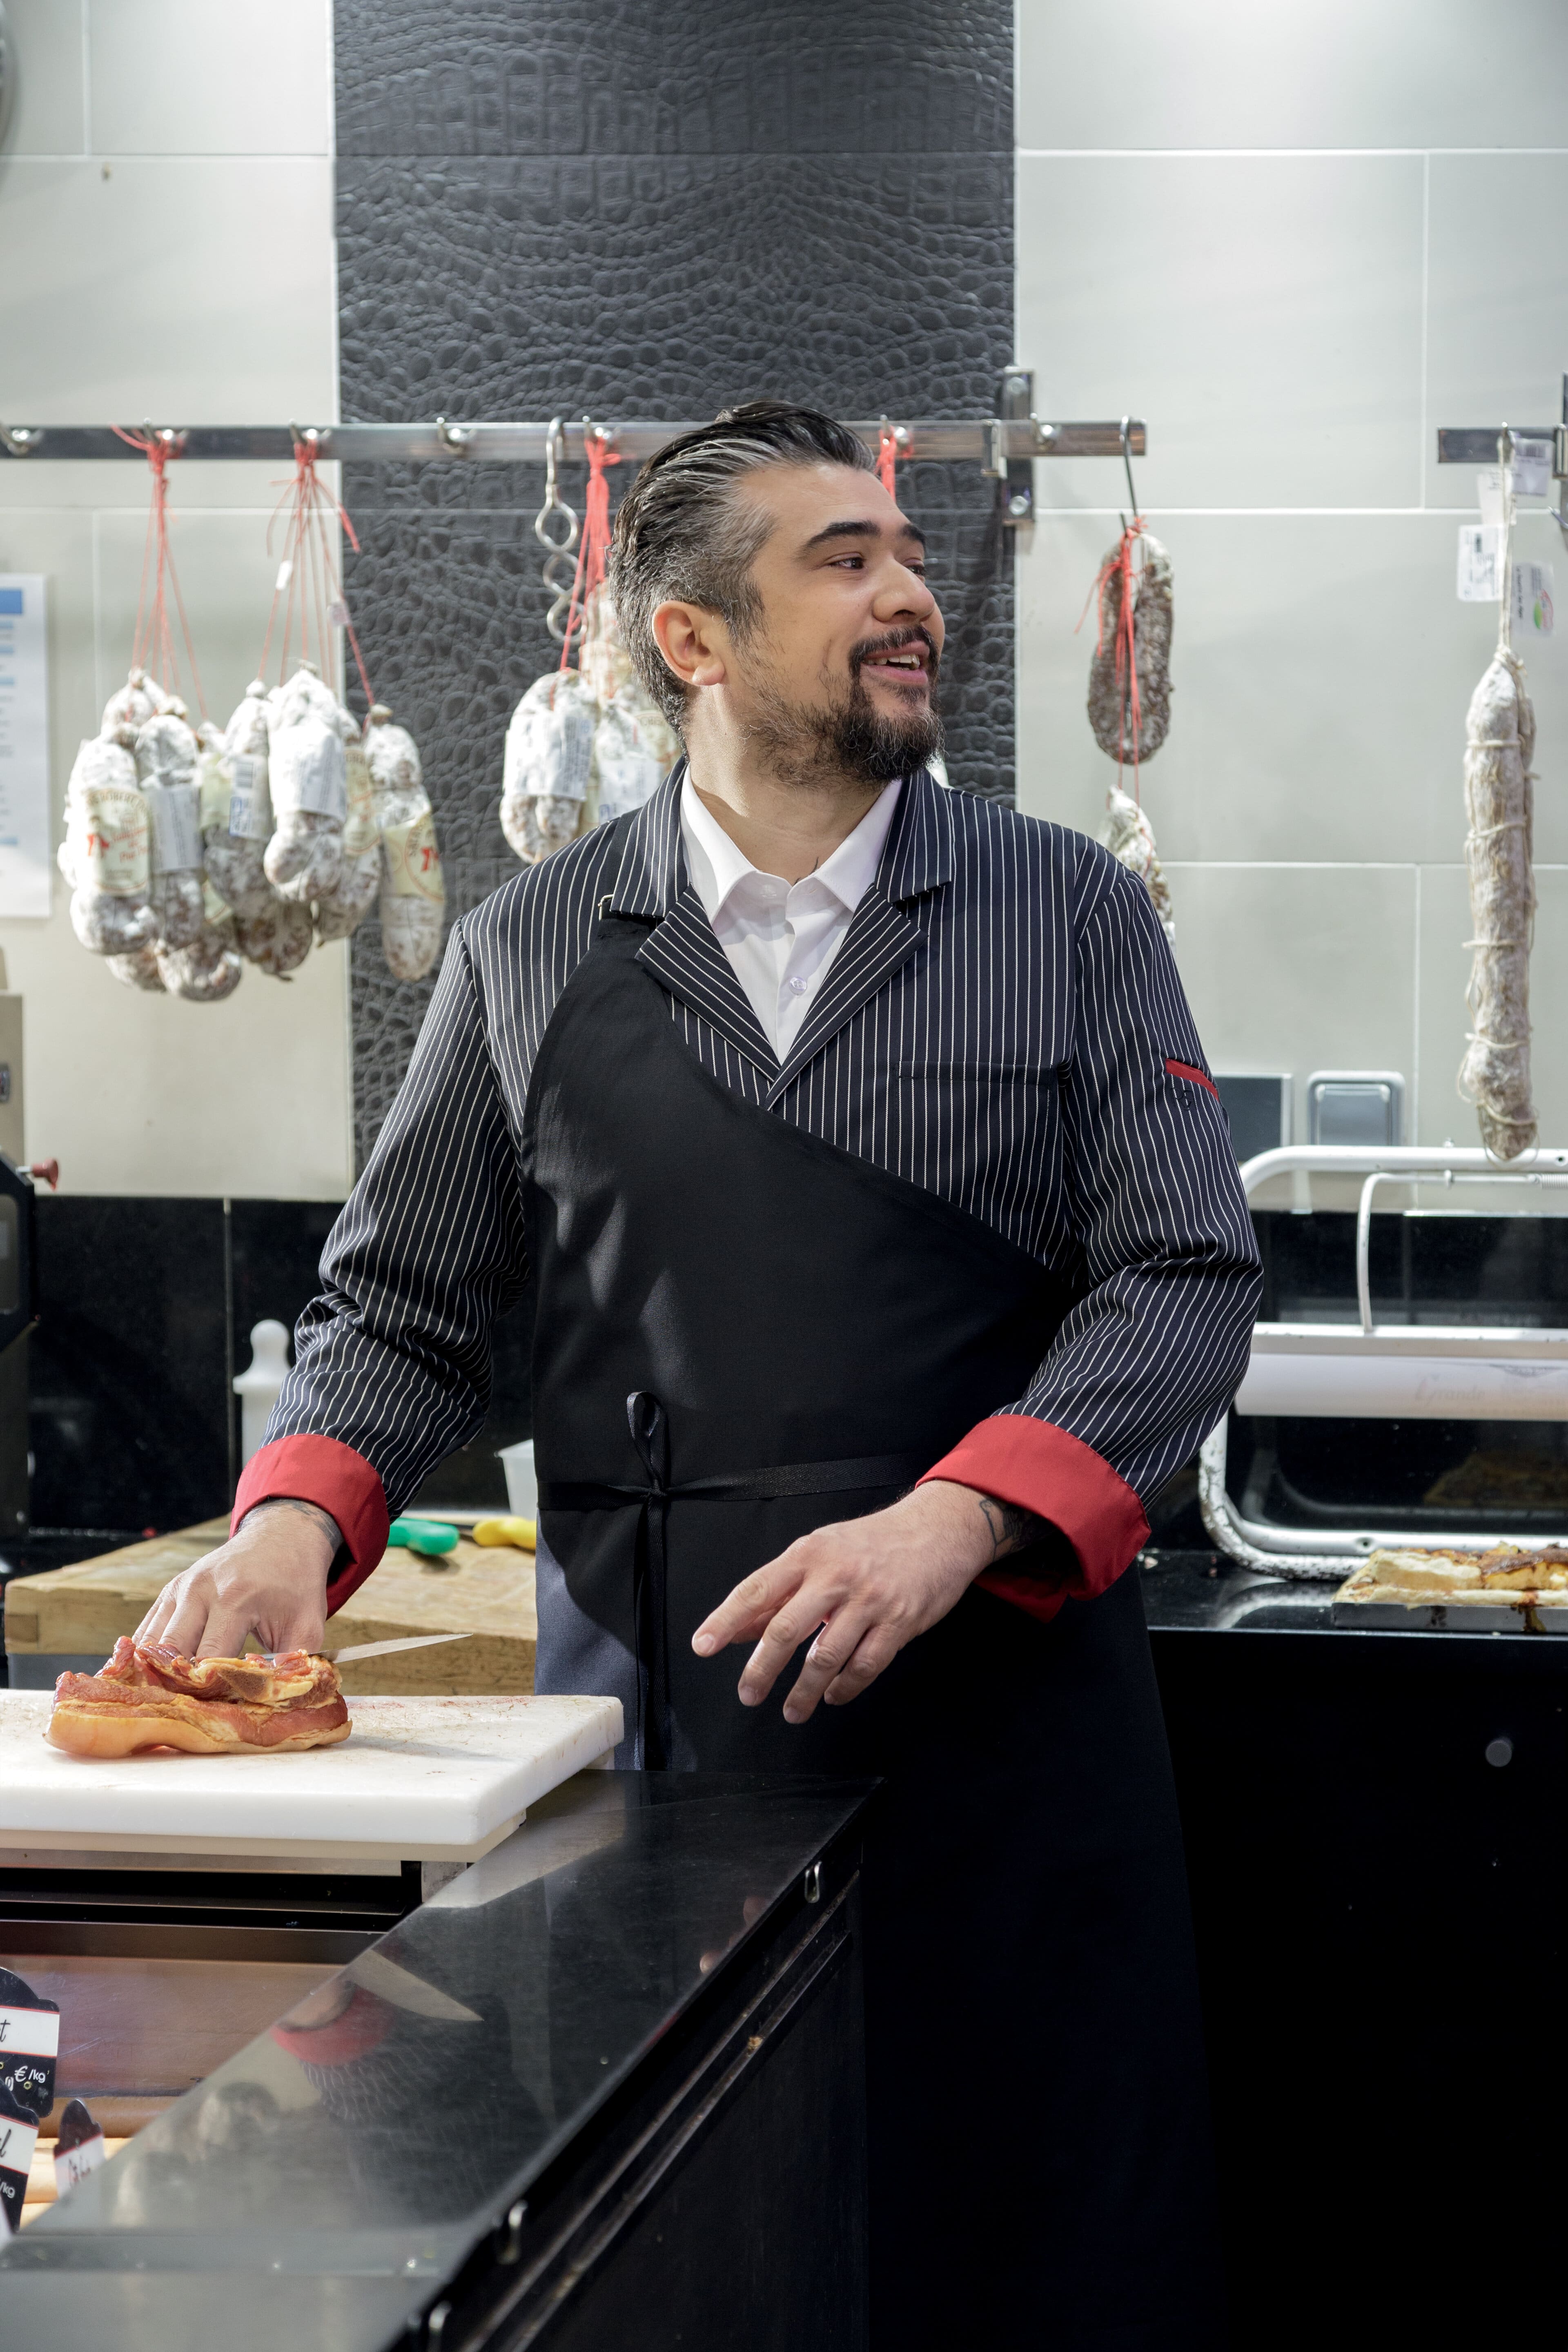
[0,1771,873,2349]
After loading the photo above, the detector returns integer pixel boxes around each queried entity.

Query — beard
[739,630,944,789]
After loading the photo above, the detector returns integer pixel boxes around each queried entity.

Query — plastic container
[233,1320,290,1466]
[498,1439,537,1518]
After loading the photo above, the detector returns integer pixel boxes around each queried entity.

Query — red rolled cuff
[919,1414,1150,1627]
[231,1433,390,1616]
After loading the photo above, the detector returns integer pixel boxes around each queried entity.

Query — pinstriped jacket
[239,765,1263,1622]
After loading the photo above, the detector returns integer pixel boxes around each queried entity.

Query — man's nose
[873,562,940,630]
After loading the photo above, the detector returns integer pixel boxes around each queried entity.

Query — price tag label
[227,753,273,840]
[383,809,444,900]
[1512,559,1555,638]
[1514,436,1553,497]
[1458,523,1504,602]
[147,781,203,873]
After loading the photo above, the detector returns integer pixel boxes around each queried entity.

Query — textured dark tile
[335,2,1011,158]
[28,1199,228,1538]
[336,155,1012,423]
[336,0,1014,1165]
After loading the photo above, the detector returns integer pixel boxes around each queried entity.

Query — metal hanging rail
[0,415,1143,466]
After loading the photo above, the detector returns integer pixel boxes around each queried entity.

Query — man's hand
[690,1479,1045,1725]
[131,1499,339,1659]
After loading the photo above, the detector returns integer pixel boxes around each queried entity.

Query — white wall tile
[1,906,354,1198]
[1016,154,1424,510]
[1016,508,1568,866]
[93,505,341,745]
[87,0,330,157]
[1417,863,1568,1150]
[1,158,335,421]
[1017,0,1568,154]
[1161,863,1418,1143]
[2,0,86,154]
[1423,153,1568,510]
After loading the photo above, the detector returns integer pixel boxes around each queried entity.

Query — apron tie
[539,1396,929,1771]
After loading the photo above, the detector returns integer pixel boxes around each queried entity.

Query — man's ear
[652,601,728,694]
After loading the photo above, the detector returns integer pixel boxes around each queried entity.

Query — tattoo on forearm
[976,1493,1045,1562]
[241,1497,343,1551]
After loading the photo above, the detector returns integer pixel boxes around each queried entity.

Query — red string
[1076,517,1147,802]
[558,433,621,672]
[111,428,208,719]
[877,425,898,497]
[257,441,374,710]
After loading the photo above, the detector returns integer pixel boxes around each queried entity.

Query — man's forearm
[972,1491,1045,1562]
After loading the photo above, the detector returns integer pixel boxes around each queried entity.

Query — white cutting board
[0,1691,623,1861]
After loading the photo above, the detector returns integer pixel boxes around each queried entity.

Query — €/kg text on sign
[0,578,50,919]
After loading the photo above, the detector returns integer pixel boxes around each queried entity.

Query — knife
[258,1633,470,1666]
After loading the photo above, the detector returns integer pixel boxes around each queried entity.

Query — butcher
[139,401,1261,2347]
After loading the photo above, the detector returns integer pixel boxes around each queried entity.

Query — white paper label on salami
[275,559,293,592]
[595,751,663,822]
[0,2111,38,2181]
[383,809,444,900]
[148,782,203,873]
[538,701,595,803]
[198,751,232,833]
[0,2003,60,2061]
[56,2131,106,2193]
[1511,559,1555,638]
[342,742,378,856]
[227,753,273,841]
[76,782,150,895]
[1458,523,1503,603]
[272,724,347,820]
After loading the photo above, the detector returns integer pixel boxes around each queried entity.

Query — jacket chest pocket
[891,1060,1064,1221]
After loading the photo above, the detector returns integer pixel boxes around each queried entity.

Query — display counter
[1143,1551,1565,2347]
[0,1772,873,2350]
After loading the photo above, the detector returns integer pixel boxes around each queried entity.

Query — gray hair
[608,400,875,731]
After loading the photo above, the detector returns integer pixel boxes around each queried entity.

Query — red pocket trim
[1165,1058,1219,1099]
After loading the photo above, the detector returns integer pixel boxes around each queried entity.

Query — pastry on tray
[1339,1544,1568,1606]
[47,1638,350,1757]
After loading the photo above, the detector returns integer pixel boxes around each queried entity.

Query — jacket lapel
[636,887,780,1074]
[610,765,780,1075]
[766,769,955,1103]
[609,762,957,1098]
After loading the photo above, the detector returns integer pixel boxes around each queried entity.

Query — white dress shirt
[679,775,904,1056]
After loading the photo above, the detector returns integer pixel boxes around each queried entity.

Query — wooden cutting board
[2,1519,537,1695]
[0,1690,621,1860]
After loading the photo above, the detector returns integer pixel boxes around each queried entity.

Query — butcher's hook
[1119,416,1140,524]
[534,417,579,556]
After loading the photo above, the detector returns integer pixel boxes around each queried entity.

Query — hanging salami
[367,705,444,980]
[60,735,156,955]
[1458,455,1539,1158]
[1080,511,1176,938]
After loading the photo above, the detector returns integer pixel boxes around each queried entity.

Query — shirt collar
[610,757,954,918]
[679,773,903,927]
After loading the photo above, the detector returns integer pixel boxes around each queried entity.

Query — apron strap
[537,1393,928,1771]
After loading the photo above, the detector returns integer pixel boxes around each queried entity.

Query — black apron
[523,897,1225,2350]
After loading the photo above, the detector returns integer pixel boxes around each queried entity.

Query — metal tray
[1331,1584,1568,1634]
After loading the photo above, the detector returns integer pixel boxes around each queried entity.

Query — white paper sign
[1512,560,1555,638]
[0,2002,60,2060]
[147,782,203,873]
[1458,524,1504,602]
[1513,436,1553,498]
[1476,469,1505,527]
[54,2131,106,2194]
[0,577,51,918]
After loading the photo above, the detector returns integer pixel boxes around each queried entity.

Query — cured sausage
[263,663,351,904]
[134,705,206,951]
[60,735,157,956]
[1459,645,1537,1157]
[367,704,444,980]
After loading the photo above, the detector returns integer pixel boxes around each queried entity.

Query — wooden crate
[3,1519,537,1695]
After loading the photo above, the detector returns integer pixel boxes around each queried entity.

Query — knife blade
[320,1632,468,1666]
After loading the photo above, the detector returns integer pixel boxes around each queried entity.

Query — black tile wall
[333,0,1016,1163]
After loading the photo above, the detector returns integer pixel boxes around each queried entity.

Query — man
[141,402,1260,2345]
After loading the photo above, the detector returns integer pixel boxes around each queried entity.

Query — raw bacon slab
[48,1638,350,1758]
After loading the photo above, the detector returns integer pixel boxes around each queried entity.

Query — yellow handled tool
[472,1515,537,1551]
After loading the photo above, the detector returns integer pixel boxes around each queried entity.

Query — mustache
[848,627,940,679]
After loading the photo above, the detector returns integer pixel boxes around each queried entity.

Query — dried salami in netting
[1459,642,1538,1157]
[368,706,445,980]
[1080,519,1176,940]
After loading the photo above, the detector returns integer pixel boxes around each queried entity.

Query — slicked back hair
[608,399,875,731]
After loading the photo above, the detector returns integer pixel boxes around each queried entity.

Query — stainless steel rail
[0,416,1147,466]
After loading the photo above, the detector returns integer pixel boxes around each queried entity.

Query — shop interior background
[2,0,1566,1546]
